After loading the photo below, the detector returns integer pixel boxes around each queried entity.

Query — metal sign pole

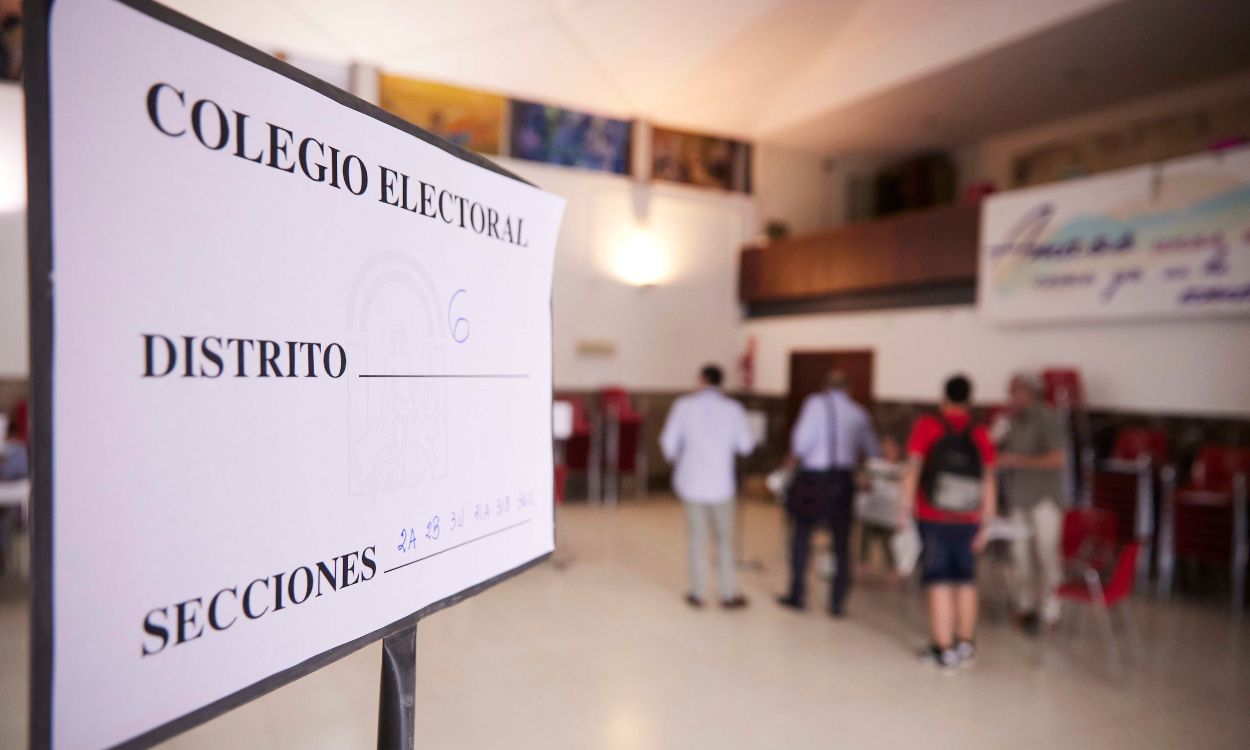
[377,623,418,750]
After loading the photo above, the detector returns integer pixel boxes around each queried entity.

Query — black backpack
[920,416,984,512]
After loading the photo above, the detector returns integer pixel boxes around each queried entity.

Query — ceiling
[162,0,1250,157]
[766,0,1250,154]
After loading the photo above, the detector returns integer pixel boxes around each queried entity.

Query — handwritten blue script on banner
[979,145,1250,323]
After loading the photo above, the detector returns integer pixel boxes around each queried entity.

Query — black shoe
[1015,611,1041,637]
[776,595,805,611]
[685,594,704,608]
[919,644,960,672]
[829,603,846,619]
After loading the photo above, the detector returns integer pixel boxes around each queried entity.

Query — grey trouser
[684,500,737,601]
[1011,498,1063,623]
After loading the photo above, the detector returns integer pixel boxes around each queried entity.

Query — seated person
[0,414,28,481]
[0,411,29,573]
[856,436,903,581]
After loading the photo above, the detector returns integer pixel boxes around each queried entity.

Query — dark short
[918,521,978,586]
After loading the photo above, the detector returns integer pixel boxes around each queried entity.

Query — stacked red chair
[557,397,601,503]
[1090,427,1170,588]
[1112,428,1170,466]
[599,387,646,504]
[1159,445,1250,615]
[1042,369,1085,409]
[8,399,28,445]
[554,464,568,507]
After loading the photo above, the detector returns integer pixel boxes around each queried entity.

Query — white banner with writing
[44,1,564,747]
[979,144,1250,323]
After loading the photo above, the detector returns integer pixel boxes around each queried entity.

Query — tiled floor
[2,498,1249,749]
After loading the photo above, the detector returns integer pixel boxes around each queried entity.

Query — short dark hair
[700,364,724,387]
[944,374,972,405]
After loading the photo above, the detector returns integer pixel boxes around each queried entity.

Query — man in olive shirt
[999,373,1067,633]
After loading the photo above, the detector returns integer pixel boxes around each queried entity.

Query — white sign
[32,1,564,747]
[980,145,1250,323]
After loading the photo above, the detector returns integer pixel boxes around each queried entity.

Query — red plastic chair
[556,397,601,503]
[600,387,640,422]
[1061,508,1118,562]
[561,398,592,469]
[600,387,643,475]
[1056,536,1143,678]
[1042,369,1085,409]
[554,464,568,506]
[1112,428,1169,465]
[1187,446,1250,491]
[1091,427,1171,588]
[571,399,592,434]
[1159,446,1249,614]
[1089,470,1147,545]
[8,399,28,445]
[599,387,646,504]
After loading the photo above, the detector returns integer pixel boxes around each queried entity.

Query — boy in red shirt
[898,375,997,670]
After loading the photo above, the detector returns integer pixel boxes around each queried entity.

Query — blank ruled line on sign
[357,373,531,379]
[384,519,534,575]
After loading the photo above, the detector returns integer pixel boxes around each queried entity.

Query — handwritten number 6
[449,289,470,343]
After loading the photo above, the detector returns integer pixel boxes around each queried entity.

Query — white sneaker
[954,639,976,666]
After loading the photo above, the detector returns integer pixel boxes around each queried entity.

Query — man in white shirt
[660,364,756,609]
[779,370,880,617]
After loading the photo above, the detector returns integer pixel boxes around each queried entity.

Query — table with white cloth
[983,515,1032,620]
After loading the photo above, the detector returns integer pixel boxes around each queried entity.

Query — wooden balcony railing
[739,203,980,314]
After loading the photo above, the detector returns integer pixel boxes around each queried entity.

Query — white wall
[744,307,1250,416]
[0,84,26,377]
[753,145,834,235]
[497,157,755,391]
[752,147,889,231]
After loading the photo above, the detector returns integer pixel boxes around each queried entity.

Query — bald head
[825,370,848,391]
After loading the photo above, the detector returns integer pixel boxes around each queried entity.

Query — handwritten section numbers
[396,492,534,559]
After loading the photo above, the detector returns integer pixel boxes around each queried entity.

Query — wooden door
[785,350,874,448]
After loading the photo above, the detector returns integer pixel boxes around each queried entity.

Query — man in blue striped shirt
[779,370,880,617]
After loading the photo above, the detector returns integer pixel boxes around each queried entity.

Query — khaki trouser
[1011,499,1063,623]
[684,500,737,601]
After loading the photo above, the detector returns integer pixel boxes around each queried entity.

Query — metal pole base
[377,623,417,750]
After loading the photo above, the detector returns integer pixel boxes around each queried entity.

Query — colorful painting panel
[509,99,631,175]
[378,74,506,155]
[651,126,751,193]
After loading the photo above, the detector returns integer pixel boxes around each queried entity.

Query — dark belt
[799,468,854,477]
